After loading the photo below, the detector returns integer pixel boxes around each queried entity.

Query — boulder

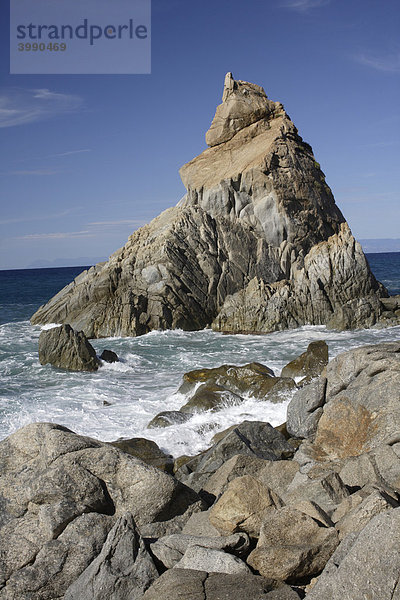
[38,324,99,371]
[141,568,300,600]
[247,506,339,581]
[286,378,326,439]
[175,421,294,492]
[337,452,379,489]
[179,362,295,402]
[203,454,300,499]
[182,510,222,537]
[0,423,201,598]
[380,295,400,311]
[110,437,173,473]
[150,532,250,569]
[334,487,398,540]
[147,410,191,428]
[0,513,112,600]
[138,500,206,539]
[31,74,385,338]
[179,383,244,413]
[281,341,328,381]
[306,508,400,599]
[209,475,283,537]
[310,342,400,460]
[99,349,119,363]
[64,513,158,600]
[174,545,251,575]
[283,471,349,515]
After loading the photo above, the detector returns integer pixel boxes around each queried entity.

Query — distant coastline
[359,238,400,253]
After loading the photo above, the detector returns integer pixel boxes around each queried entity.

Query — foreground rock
[31,73,385,337]
[0,423,201,599]
[300,341,400,461]
[209,475,283,536]
[110,437,173,473]
[38,324,99,371]
[64,514,158,600]
[247,506,338,581]
[150,531,250,569]
[141,569,300,600]
[306,508,400,599]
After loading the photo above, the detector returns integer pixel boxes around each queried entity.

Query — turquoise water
[0,255,399,457]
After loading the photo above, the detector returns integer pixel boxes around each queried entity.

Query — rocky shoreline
[1,339,399,599]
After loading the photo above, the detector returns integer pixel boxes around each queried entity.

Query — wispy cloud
[88,219,146,227]
[14,218,146,242]
[0,88,83,128]
[354,52,400,73]
[49,149,91,158]
[16,230,93,241]
[281,0,330,11]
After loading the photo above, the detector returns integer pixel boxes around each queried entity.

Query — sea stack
[31,73,386,337]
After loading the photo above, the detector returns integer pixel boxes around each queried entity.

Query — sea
[0,252,399,458]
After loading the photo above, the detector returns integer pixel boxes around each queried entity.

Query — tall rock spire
[31,74,387,337]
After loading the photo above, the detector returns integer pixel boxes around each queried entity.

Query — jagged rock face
[31,73,384,338]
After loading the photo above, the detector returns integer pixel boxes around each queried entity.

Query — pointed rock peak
[222,71,235,101]
[206,73,283,147]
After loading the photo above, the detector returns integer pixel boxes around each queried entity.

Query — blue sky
[0,0,399,269]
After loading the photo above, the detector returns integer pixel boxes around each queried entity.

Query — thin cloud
[13,219,145,242]
[0,88,83,128]
[281,0,330,11]
[88,219,146,227]
[50,149,91,158]
[354,52,400,73]
[17,230,93,241]
[0,209,75,226]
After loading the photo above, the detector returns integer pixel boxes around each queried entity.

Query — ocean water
[0,255,399,458]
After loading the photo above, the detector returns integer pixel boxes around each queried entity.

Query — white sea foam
[0,321,399,456]
[40,323,62,330]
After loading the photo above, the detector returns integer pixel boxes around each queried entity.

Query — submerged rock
[99,349,119,363]
[148,411,192,429]
[179,383,244,413]
[38,324,99,372]
[31,73,385,337]
[180,362,295,402]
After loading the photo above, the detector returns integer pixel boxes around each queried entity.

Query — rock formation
[31,73,386,337]
[38,324,100,371]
